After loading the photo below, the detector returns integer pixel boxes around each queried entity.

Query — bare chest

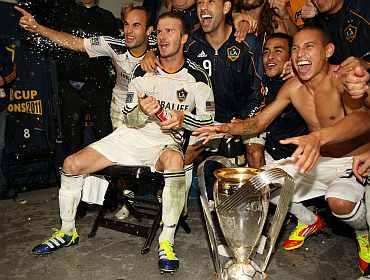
[292,86,344,131]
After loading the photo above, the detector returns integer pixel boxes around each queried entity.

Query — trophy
[198,156,295,279]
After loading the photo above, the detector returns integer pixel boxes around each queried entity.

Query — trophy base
[223,261,266,280]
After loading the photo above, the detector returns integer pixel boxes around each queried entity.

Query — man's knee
[327,197,356,216]
[160,150,184,170]
[63,154,85,175]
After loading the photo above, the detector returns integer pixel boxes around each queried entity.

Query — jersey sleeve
[83,36,116,58]
[182,82,215,131]
[241,54,264,118]
[122,76,149,127]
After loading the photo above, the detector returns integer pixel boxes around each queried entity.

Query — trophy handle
[197,156,236,278]
[249,168,295,272]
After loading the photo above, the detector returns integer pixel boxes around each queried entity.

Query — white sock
[183,164,193,216]
[59,172,84,234]
[271,195,316,225]
[332,200,367,231]
[159,169,185,244]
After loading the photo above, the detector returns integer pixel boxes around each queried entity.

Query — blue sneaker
[32,229,79,255]
[158,240,179,273]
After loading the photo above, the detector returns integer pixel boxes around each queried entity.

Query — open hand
[280,132,321,173]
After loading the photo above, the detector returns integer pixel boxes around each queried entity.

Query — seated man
[195,26,370,273]
[29,12,214,274]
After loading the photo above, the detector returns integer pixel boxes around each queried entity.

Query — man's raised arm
[15,6,85,52]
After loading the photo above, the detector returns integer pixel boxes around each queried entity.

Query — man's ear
[146,25,153,36]
[325,42,335,58]
[181,33,189,45]
[223,1,232,15]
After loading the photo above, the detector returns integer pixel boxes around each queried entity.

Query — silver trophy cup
[198,156,295,280]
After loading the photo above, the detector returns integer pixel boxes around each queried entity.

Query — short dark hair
[296,26,332,45]
[265,32,293,54]
[126,6,152,28]
[155,11,189,35]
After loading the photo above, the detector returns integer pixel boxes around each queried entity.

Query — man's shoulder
[279,77,303,97]
[184,58,211,86]
[101,35,127,53]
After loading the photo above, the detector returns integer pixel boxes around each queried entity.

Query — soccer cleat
[357,233,370,275]
[158,240,179,273]
[283,215,325,251]
[32,229,79,255]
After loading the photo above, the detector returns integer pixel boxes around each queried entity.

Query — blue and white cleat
[158,240,179,274]
[32,229,79,255]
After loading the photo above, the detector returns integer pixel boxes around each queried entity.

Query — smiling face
[291,28,333,81]
[156,17,187,59]
[263,37,290,78]
[197,0,231,34]
[123,9,149,51]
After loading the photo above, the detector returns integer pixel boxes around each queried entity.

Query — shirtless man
[195,26,370,274]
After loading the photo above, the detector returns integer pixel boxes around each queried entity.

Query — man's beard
[241,0,265,10]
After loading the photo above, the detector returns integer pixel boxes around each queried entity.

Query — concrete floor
[0,187,362,280]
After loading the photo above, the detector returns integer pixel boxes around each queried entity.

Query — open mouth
[159,42,169,49]
[125,35,135,42]
[296,59,312,74]
[266,62,276,68]
[200,14,213,26]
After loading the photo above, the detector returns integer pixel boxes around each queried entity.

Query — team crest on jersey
[227,46,241,62]
[177,88,188,102]
[344,23,357,43]
[90,37,100,46]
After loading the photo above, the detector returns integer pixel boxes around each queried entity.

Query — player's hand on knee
[280,132,321,173]
[138,93,160,116]
[15,6,40,33]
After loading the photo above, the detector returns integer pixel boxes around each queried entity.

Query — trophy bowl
[197,157,295,280]
[214,168,270,269]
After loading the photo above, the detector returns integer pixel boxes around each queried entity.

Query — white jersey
[89,58,215,169]
[84,36,144,128]
[123,58,215,149]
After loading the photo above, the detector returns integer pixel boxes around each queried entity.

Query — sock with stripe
[332,199,367,231]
